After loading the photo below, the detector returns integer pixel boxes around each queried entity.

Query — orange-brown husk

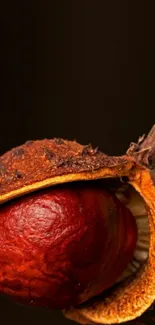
[0,127,154,324]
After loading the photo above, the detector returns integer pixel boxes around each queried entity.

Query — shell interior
[86,178,150,286]
[114,182,149,283]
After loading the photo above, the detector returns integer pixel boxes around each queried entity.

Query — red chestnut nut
[0,182,137,309]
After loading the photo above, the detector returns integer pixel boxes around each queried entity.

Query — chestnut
[0,182,137,309]
[0,126,154,324]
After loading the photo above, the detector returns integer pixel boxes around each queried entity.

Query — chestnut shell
[0,138,134,203]
[0,127,155,324]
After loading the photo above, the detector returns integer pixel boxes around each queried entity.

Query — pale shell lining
[115,185,149,282]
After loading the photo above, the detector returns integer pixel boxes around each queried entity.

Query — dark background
[0,1,155,324]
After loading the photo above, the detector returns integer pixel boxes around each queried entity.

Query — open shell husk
[0,126,155,324]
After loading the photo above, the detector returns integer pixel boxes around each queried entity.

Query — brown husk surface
[0,127,155,324]
[0,138,134,204]
[127,125,155,185]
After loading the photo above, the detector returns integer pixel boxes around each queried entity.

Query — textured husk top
[0,138,135,204]
[0,126,155,324]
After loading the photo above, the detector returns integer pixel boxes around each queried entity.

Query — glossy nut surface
[0,182,137,309]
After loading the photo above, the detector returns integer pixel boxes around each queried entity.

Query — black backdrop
[0,1,155,324]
